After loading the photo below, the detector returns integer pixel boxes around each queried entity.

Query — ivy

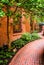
[16,3,21,7]
[1,0,9,4]
[0,9,5,17]
[0,0,44,19]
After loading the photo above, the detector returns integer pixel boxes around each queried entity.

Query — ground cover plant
[0,46,16,65]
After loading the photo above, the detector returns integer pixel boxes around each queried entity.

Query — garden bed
[0,32,41,65]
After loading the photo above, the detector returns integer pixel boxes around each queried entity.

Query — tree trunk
[6,6,10,48]
[7,16,10,48]
[30,15,33,32]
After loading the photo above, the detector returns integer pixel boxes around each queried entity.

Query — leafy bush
[11,39,26,49]
[21,32,32,42]
[0,46,15,65]
[11,32,41,50]
[0,60,3,64]
[11,33,32,50]
[31,33,41,41]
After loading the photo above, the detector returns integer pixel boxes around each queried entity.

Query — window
[13,21,22,33]
[13,9,22,33]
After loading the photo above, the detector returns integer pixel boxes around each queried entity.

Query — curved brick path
[9,33,44,65]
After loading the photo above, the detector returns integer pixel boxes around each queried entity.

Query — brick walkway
[9,33,44,65]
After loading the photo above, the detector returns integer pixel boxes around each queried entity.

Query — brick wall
[0,8,34,47]
[0,17,7,47]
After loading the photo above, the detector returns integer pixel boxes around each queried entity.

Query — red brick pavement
[9,33,44,65]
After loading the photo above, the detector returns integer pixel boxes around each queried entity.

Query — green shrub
[11,32,41,50]
[3,59,8,65]
[21,32,32,42]
[0,60,3,64]
[0,47,16,65]
[11,39,26,49]
[31,33,40,41]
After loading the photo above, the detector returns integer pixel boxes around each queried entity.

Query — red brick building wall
[0,14,31,47]
[0,7,37,47]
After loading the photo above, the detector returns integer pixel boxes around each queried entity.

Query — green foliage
[0,9,5,17]
[21,32,40,42]
[0,46,16,65]
[0,0,16,17]
[21,33,32,41]
[15,12,22,18]
[11,32,40,50]
[1,0,9,4]
[3,60,8,65]
[31,32,40,41]
[6,10,13,16]
[0,0,44,21]
[13,11,22,25]
[0,60,3,64]
[18,0,44,21]
[0,2,4,8]
[16,3,21,6]
[23,13,30,19]
[11,39,25,49]
[0,0,15,6]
